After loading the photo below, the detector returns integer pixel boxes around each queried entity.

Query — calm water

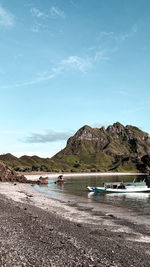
[34,175,150,216]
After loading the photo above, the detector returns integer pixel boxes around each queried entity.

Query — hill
[0,153,53,172]
[52,122,150,173]
[0,122,150,173]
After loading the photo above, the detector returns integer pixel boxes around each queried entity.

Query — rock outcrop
[37,176,48,185]
[0,162,27,182]
[136,155,150,173]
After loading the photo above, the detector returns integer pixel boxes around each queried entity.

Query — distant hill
[1,122,150,173]
[0,153,53,172]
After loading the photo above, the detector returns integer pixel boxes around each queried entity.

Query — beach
[0,178,150,266]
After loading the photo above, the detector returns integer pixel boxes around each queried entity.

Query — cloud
[0,51,109,89]
[30,8,46,18]
[24,130,73,143]
[30,7,49,33]
[94,51,109,62]
[117,33,129,41]
[31,21,49,33]
[36,55,92,82]
[50,6,65,19]
[0,5,14,28]
[30,6,65,33]
[60,56,92,73]
[91,122,109,128]
[99,31,115,38]
[99,24,137,42]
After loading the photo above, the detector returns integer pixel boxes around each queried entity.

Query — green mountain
[52,122,150,172]
[0,122,150,173]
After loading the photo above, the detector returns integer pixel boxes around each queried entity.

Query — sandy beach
[0,177,150,266]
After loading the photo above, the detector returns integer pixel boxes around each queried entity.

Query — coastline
[23,171,147,181]
[0,181,150,265]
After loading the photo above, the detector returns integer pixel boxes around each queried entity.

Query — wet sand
[0,182,150,266]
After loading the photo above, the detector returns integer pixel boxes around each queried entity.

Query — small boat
[87,181,150,194]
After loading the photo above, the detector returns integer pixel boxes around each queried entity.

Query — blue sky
[0,0,150,157]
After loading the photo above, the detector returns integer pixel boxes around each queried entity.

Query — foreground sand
[0,182,150,266]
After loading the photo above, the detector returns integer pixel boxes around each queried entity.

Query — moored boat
[87,181,150,194]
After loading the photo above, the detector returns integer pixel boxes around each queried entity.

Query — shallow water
[34,175,150,218]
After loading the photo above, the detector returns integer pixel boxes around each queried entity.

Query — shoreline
[1,181,150,226]
[24,171,147,181]
[0,182,150,265]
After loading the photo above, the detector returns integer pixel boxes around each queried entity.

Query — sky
[0,0,150,158]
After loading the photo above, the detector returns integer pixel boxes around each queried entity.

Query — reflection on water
[34,175,150,216]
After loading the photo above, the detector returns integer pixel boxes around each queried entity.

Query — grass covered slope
[52,123,150,172]
[0,122,150,173]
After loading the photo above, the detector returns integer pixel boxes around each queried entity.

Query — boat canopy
[104,181,146,188]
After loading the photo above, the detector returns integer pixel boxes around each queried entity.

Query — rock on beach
[0,162,27,183]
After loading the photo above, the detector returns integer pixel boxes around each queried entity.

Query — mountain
[0,122,150,173]
[52,122,150,172]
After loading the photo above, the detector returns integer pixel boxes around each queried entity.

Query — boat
[87,181,150,194]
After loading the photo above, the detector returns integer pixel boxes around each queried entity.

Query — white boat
[87,181,150,194]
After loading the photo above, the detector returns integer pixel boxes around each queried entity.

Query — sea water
[33,175,150,218]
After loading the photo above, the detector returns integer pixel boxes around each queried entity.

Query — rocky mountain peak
[106,122,125,135]
[67,125,99,146]
[100,126,106,132]
[64,122,150,158]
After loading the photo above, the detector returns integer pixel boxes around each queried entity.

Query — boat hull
[87,186,150,194]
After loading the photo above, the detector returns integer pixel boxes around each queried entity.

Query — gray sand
[0,182,150,266]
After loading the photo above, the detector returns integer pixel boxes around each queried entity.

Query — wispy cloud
[99,24,138,42]
[99,31,115,38]
[0,5,14,28]
[24,130,73,143]
[91,122,109,129]
[116,32,130,41]
[23,55,92,85]
[0,51,109,89]
[94,51,109,62]
[30,8,46,18]
[50,6,65,19]
[28,55,92,83]
[60,56,92,73]
[31,21,49,33]
[29,6,65,32]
